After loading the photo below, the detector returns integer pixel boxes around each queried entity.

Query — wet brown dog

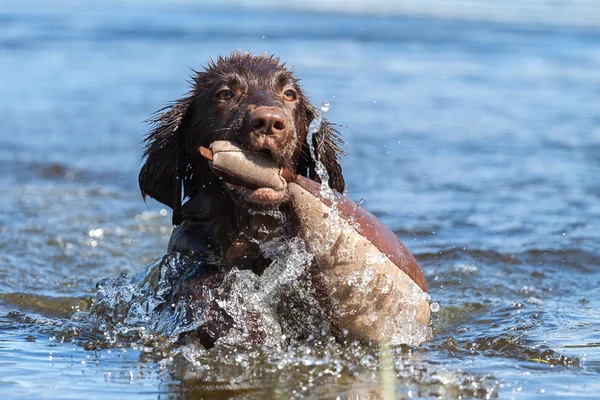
[138,53,347,346]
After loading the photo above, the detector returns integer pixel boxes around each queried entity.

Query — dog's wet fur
[138,52,346,347]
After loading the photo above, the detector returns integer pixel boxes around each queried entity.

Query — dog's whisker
[213,127,233,133]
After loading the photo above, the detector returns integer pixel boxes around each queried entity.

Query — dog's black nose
[249,107,287,135]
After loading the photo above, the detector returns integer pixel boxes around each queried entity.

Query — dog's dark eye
[217,90,234,101]
[283,89,297,102]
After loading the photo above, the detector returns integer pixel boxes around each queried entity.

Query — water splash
[89,257,192,344]
[307,102,336,201]
[86,235,333,348]
[306,101,345,245]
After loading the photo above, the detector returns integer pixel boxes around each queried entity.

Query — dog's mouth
[225,148,288,206]
[224,183,288,206]
[256,147,274,159]
[200,142,290,207]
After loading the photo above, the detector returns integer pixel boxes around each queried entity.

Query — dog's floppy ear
[297,106,346,192]
[139,94,194,224]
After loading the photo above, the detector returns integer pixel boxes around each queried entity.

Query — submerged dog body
[139,52,428,347]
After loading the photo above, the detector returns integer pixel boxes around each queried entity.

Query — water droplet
[430,302,440,313]
[321,101,330,113]
[88,228,104,239]
[306,104,336,201]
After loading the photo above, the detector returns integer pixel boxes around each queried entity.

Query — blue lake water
[1,1,599,398]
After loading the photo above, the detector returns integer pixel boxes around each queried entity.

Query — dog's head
[139,52,345,222]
